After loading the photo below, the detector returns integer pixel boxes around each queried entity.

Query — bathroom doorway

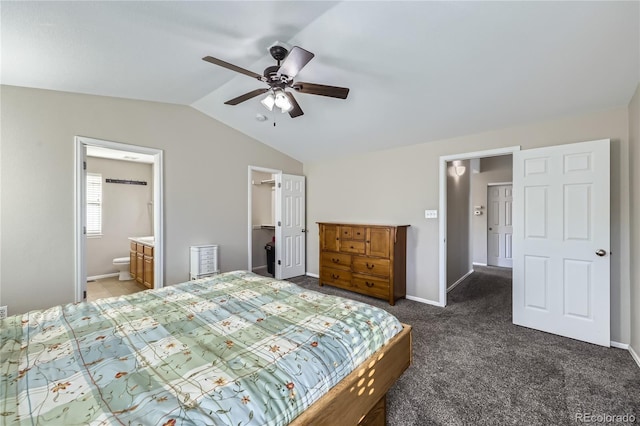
[74,136,164,303]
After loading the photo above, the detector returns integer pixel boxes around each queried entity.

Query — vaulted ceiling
[2,1,638,162]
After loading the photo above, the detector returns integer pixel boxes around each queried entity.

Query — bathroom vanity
[129,237,154,288]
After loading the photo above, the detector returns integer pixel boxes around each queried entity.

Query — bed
[1,271,411,425]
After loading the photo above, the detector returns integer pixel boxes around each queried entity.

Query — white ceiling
[2,1,639,163]
[86,146,154,164]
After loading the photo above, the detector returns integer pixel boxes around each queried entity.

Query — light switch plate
[425,210,438,219]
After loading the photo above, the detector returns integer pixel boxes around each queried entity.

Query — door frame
[74,136,164,302]
[247,165,281,273]
[438,146,520,306]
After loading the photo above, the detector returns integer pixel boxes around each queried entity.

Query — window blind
[87,173,102,235]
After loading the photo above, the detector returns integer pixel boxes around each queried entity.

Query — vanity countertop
[129,236,155,247]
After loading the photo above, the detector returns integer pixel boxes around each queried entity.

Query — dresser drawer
[321,267,352,288]
[352,274,390,298]
[340,240,365,254]
[198,252,216,261]
[351,227,365,240]
[352,256,389,277]
[340,226,365,241]
[321,252,351,271]
[143,245,153,256]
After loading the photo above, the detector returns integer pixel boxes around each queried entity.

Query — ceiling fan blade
[203,56,262,80]
[224,88,269,105]
[277,46,314,78]
[285,92,304,118]
[292,82,349,99]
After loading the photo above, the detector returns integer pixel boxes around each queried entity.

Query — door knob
[595,249,607,257]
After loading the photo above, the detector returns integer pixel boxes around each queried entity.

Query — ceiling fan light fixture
[274,90,293,113]
[203,44,349,119]
[274,90,288,108]
[260,92,276,111]
[261,92,275,111]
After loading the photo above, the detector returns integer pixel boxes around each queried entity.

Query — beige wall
[629,83,640,356]
[305,107,631,343]
[86,157,153,277]
[470,155,513,265]
[446,160,471,287]
[0,85,302,315]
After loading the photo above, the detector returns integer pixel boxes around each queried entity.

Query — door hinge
[277,260,281,265]
[83,161,87,170]
[83,290,87,299]
[83,226,86,235]
[277,221,281,226]
[278,182,281,188]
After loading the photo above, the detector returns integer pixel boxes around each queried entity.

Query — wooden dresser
[317,223,409,305]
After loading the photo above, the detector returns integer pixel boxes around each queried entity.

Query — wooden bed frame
[291,323,412,425]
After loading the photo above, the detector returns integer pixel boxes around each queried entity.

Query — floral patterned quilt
[1,271,402,425]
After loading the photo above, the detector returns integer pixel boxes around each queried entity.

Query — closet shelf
[251,179,276,186]
[252,224,276,230]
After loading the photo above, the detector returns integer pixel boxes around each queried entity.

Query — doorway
[74,136,164,302]
[249,166,280,277]
[438,146,520,305]
[248,166,306,280]
[440,140,611,347]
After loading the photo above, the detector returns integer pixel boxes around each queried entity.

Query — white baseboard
[447,269,474,293]
[306,272,319,278]
[629,345,640,369]
[252,265,268,272]
[406,295,445,307]
[87,273,119,281]
[610,341,629,350]
[472,262,487,266]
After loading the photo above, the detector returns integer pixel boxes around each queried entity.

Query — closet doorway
[248,166,306,279]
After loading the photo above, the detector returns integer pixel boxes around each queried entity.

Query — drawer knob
[332,258,340,263]
[331,274,340,279]
[366,263,375,269]
[365,282,374,288]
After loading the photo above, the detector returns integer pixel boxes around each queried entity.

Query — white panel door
[487,184,513,268]
[513,139,610,346]
[275,174,306,279]
[80,144,88,301]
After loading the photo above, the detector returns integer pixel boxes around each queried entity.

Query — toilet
[113,257,131,281]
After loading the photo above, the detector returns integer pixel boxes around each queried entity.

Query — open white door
[76,143,88,302]
[275,174,306,279]
[487,184,513,268]
[513,139,610,346]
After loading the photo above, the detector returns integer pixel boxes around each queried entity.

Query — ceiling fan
[202,44,349,118]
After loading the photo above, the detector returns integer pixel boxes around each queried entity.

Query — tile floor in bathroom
[87,276,147,302]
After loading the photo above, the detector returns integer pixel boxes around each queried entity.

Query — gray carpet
[289,266,640,425]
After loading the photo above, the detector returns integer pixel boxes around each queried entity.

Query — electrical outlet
[0,306,7,320]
